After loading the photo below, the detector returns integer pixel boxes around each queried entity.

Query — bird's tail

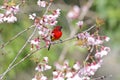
[48,43,51,51]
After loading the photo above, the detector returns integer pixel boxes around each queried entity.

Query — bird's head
[54,26,62,30]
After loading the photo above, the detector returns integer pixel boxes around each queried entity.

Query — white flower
[3,15,17,23]
[41,75,47,80]
[5,10,12,15]
[45,64,51,70]
[29,13,36,20]
[53,71,59,76]
[32,78,37,80]
[53,77,64,80]
[66,72,73,78]
[43,57,48,63]
[0,13,4,23]
[8,15,17,23]
[105,36,110,42]
[31,39,39,45]
[73,62,80,70]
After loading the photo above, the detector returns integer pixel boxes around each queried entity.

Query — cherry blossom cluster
[37,0,48,7]
[30,8,61,50]
[32,46,110,80]
[53,61,82,80]
[32,57,51,80]
[77,32,110,46]
[53,45,110,80]
[0,1,20,23]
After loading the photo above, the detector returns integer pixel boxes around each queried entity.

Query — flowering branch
[0,0,111,80]
[0,23,96,80]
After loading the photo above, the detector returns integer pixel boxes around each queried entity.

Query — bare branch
[0,27,37,80]
[0,25,34,49]
[92,75,112,80]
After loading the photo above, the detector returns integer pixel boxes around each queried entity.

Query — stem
[92,75,112,80]
[44,2,52,15]
[84,45,94,62]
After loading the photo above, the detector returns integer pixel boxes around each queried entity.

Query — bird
[48,26,62,50]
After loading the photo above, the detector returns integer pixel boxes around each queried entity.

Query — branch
[84,45,94,62]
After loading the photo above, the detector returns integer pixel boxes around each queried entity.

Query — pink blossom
[37,0,47,7]
[87,36,95,45]
[79,61,102,76]
[12,5,20,14]
[77,32,90,40]
[35,57,51,72]
[38,27,50,38]
[67,5,80,19]
[30,38,40,50]
[35,63,51,72]
[95,46,110,59]
[76,21,83,28]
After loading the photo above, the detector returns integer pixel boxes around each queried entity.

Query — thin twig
[84,45,94,62]
[44,2,52,15]
[0,25,34,49]
[92,75,112,80]
[0,27,37,80]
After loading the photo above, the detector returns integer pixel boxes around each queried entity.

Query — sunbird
[48,26,62,50]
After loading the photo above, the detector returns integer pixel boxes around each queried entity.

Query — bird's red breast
[51,26,62,41]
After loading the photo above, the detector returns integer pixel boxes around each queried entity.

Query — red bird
[48,26,62,50]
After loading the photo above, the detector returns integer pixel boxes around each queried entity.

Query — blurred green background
[0,0,120,80]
